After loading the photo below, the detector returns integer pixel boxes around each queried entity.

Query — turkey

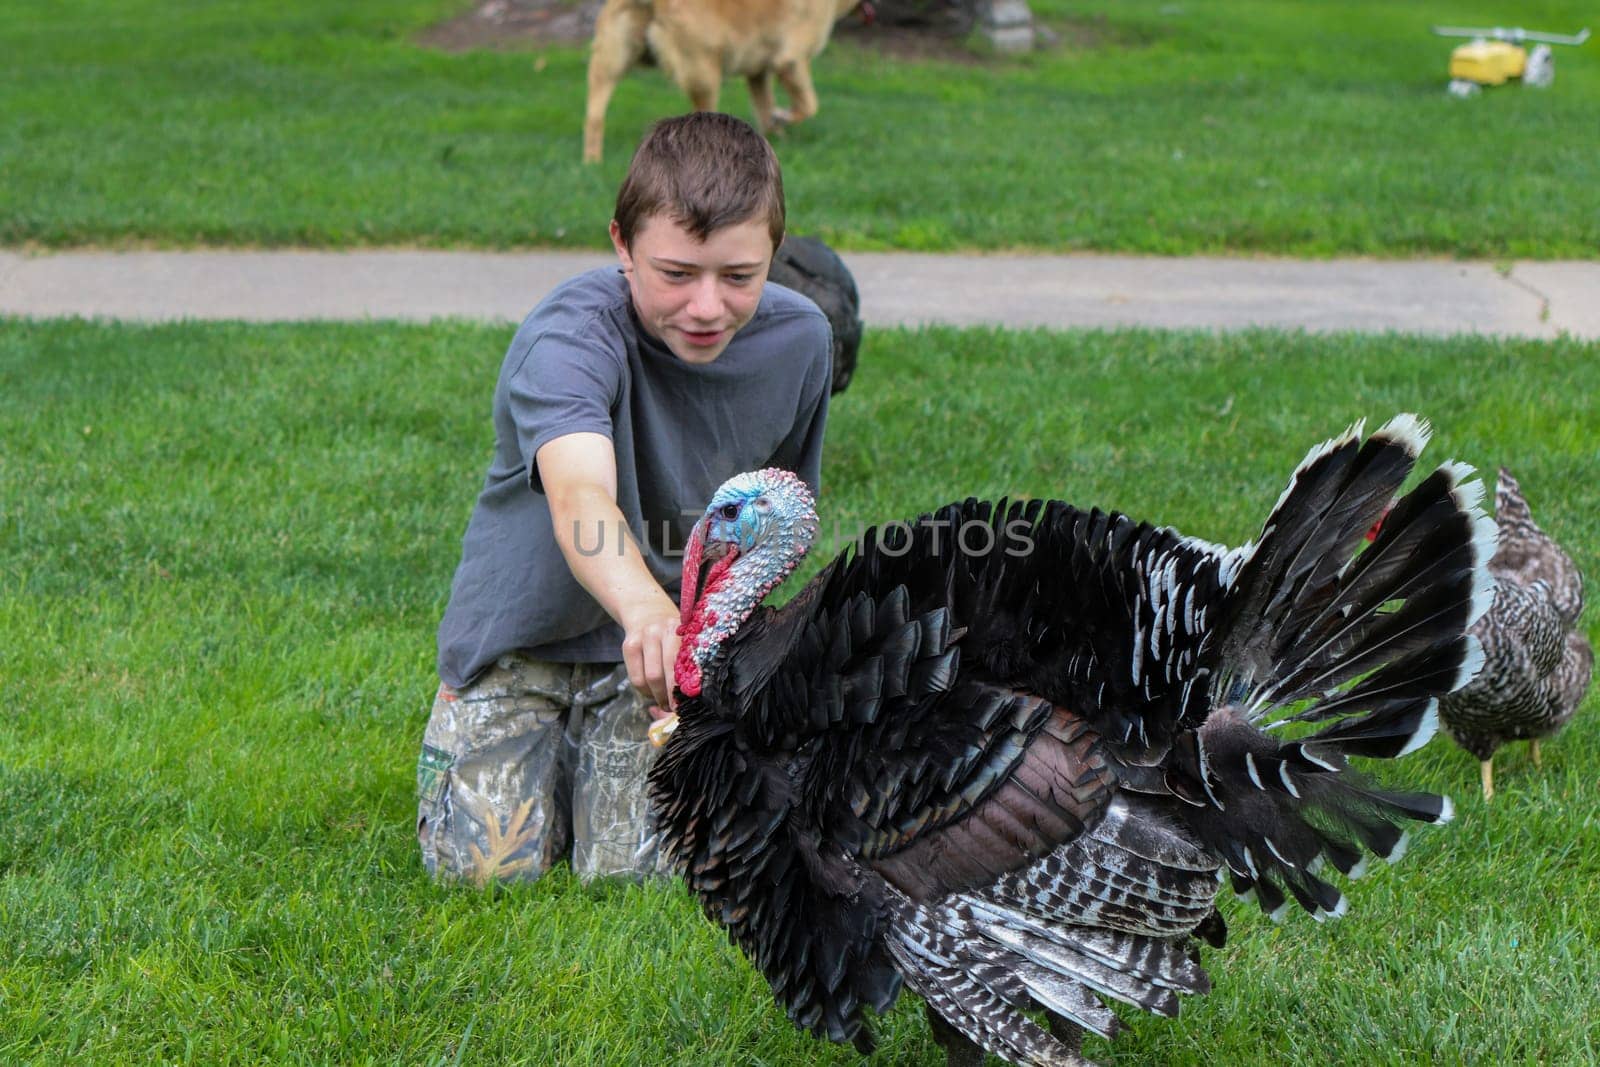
[649,415,1492,1066]
[1437,467,1592,800]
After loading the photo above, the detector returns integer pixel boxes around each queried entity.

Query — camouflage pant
[416,655,666,885]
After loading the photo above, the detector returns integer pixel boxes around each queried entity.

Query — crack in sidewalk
[1497,264,1555,331]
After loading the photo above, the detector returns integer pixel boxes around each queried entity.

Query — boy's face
[610,213,774,365]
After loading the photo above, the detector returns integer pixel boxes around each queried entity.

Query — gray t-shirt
[437,266,832,689]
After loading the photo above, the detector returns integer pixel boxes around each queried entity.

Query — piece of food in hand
[647,711,679,747]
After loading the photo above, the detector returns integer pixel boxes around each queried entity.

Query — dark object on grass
[651,415,1488,1065]
[865,0,976,33]
[768,235,863,395]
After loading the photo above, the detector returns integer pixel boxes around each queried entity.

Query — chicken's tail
[1170,414,1494,919]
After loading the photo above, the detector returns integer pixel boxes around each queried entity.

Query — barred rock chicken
[649,415,1492,1066]
[1438,467,1592,800]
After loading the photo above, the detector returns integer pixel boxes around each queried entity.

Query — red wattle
[673,546,737,697]
[678,660,703,697]
[675,605,719,697]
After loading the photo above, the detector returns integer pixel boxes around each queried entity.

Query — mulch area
[412,0,1079,63]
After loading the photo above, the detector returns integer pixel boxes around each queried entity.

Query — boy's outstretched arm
[537,431,680,712]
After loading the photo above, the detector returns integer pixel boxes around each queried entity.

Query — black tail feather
[1174,416,1491,919]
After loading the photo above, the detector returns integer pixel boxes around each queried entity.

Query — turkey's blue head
[667,468,818,717]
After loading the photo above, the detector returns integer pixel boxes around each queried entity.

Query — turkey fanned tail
[1171,415,1494,919]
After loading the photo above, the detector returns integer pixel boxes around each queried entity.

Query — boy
[417,113,832,885]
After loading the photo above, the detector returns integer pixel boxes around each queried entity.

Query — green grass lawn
[2,318,1597,1064]
[3,0,1598,255]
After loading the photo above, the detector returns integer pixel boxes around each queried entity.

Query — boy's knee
[417,764,573,887]
[415,667,575,886]
[569,678,668,882]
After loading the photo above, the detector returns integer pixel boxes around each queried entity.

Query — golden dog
[583,0,862,163]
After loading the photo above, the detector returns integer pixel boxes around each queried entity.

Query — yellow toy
[1431,25,1590,97]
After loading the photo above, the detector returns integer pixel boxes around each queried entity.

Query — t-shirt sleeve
[766,314,832,495]
[504,320,626,494]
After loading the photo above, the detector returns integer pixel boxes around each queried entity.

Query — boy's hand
[620,597,681,712]
[538,433,686,715]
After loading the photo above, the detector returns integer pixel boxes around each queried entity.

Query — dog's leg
[583,0,652,163]
[679,55,722,113]
[773,59,819,126]
[746,71,777,133]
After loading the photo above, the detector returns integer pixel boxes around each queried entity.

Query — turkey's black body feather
[650,418,1489,1065]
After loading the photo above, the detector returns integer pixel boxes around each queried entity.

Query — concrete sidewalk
[1,249,1596,339]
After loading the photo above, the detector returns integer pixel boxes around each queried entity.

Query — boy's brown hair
[613,113,785,252]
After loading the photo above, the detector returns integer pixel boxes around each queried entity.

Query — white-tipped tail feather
[1375,413,1433,456]
[1395,700,1441,757]
[1167,414,1487,921]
